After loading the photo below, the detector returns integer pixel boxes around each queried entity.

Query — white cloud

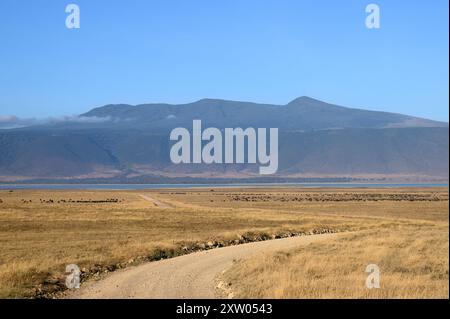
[0,115,114,129]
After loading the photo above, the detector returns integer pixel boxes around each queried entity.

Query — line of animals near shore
[0,191,124,204]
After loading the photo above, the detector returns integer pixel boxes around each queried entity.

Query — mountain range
[0,97,448,182]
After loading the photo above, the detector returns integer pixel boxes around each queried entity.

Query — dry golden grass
[221,199,449,298]
[0,187,447,298]
[0,188,360,298]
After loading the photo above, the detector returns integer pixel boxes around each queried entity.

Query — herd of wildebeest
[0,195,124,205]
[226,192,447,202]
[0,190,447,206]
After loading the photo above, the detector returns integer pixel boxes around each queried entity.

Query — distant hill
[0,97,448,182]
[78,96,447,132]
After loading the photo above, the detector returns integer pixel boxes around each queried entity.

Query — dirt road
[67,233,338,299]
[139,194,173,208]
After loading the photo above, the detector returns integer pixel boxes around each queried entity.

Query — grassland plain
[214,188,449,299]
[0,187,448,298]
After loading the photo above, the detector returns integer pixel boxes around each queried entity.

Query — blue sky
[0,0,448,121]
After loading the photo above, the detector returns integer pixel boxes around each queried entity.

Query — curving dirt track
[67,233,339,299]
